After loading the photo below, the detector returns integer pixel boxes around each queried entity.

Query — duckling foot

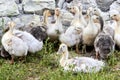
[95,52,99,59]
[10,55,14,64]
[82,45,86,54]
[76,50,80,54]
[76,43,80,54]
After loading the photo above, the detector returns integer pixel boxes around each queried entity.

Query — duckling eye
[96,17,99,20]
[62,46,65,48]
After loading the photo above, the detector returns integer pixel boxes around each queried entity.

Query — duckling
[93,7,110,22]
[1,22,28,64]
[70,5,87,27]
[103,23,115,39]
[93,14,104,33]
[85,7,103,31]
[94,30,115,60]
[59,25,83,54]
[60,6,86,54]
[82,11,100,53]
[30,26,47,41]
[110,10,120,48]
[46,8,64,40]
[57,43,105,73]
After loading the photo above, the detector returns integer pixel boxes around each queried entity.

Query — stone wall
[0,0,55,33]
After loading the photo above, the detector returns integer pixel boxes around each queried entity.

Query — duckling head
[110,10,120,21]
[43,9,52,17]
[87,7,93,15]
[57,43,68,55]
[93,7,101,16]
[70,6,79,15]
[7,21,16,30]
[92,15,100,23]
[55,8,61,17]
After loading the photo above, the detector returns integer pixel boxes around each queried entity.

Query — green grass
[0,40,120,80]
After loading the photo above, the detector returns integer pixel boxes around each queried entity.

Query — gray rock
[110,0,120,13]
[0,17,11,37]
[23,0,55,15]
[0,0,19,17]
[96,0,115,12]
[18,4,24,13]
[60,0,97,13]
[0,17,11,30]
[61,10,74,26]
[12,14,42,31]
[15,0,20,4]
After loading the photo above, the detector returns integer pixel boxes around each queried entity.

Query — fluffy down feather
[94,32,115,59]
[13,30,43,53]
[57,43,105,73]
[2,33,28,56]
[59,26,82,47]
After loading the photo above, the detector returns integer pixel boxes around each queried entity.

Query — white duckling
[1,22,28,64]
[85,7,104,31]
[82,11,99,53]
[2,22,43,54]
[46,8,64,40]
[70,5,87,28]
[59,6,86,54]
[57,43,105,73]
[110,10,120,48]
[59,25,82,54]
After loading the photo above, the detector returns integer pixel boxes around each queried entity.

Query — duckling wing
[63,57,105,73]
[13,30,43,53]
[10,37,28,56]
[47,24,59,37]
[59,27,80,46]
[75,57,105,73]
[2,36,28,56]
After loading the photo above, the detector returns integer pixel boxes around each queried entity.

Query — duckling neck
[88,16,94,27]
[8,27,14,35]
[55,16,62,24]
[116,21,120,26]
[75,13,79,18]
[80,11,87,25]
[115,21,120,33]
[43,13,49,25]
[74,11,80,20]
[60,51,69,67]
